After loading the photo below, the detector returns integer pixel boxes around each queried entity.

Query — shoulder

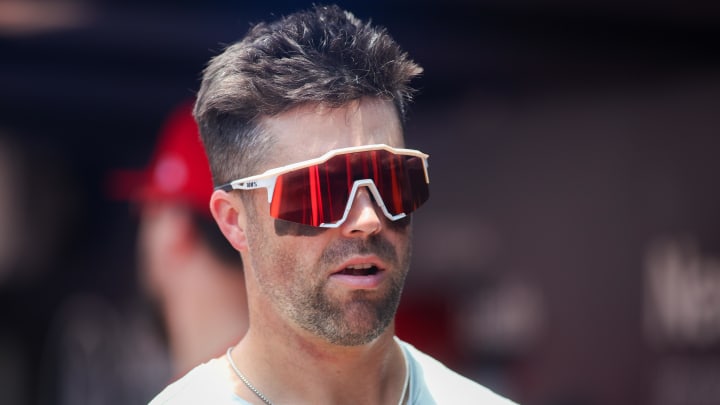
[149,358,248,405]
[398,339,519,405]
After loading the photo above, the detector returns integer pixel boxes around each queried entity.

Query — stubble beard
[248,215,412,346]
[300,257,409,346]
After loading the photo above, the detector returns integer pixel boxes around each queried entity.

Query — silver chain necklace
[226,345,410,405]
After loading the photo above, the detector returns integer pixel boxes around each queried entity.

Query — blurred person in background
[126,100,249,375]
[150,5,517,404]
[43,100,248,404]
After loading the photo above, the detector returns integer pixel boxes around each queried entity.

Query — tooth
[346,263,372,270]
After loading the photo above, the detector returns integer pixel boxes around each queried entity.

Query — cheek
[389,218,414,259]
[274,219,329,237]
[247,216,322,280]
[386,215,412,233]
[273,215,413,237]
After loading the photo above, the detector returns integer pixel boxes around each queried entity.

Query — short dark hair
[194,4,422,185]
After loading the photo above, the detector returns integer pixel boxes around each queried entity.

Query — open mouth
[337,263,381,276]
[330,262,386,289]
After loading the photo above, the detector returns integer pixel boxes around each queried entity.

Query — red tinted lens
[269,150,429,226]
[371,151,429,216]
[269,157,349,226]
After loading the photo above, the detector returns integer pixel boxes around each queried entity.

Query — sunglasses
[216,144,430,228]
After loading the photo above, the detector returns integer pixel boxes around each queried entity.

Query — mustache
[319,234,399,268]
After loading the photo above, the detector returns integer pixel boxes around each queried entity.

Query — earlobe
[209,190,248,252]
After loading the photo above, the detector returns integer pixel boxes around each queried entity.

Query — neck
[228,314,406,405]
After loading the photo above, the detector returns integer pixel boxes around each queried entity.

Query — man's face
[242,98,413,346]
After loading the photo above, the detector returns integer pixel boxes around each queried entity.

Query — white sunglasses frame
[216,144,430,228]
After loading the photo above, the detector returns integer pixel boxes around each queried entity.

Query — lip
[329,256,388,290]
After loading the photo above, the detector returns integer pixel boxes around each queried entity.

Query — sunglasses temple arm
[214,177,276,204]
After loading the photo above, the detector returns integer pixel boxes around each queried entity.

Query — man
[150,5,517,404]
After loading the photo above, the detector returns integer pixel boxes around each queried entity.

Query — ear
[210,189,249,252]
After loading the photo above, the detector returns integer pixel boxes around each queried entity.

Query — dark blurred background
[1,1,719,404]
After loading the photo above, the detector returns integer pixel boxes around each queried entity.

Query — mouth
[337,263,381,276]
[330,261,387,289]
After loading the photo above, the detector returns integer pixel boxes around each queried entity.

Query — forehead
[257,98,404,169]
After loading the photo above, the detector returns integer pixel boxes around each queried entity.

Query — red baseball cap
[108,100,214,217]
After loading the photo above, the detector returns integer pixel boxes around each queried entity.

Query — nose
[340,187,382,237]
